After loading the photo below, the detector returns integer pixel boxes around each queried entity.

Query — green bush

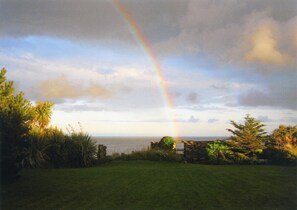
[44,127,66,168]
[22,129,48,168]
[158,136,175,150]
[262,147,296,165]
[65,126,97,167]
[112,149,183,162]
[206,140,232,164]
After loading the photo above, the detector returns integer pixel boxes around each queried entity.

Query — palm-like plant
[33,101,54,133]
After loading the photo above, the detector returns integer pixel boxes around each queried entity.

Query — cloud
[56,103,125,113]
[257,115,272,122]
[0,0,128,41]
[281,117,297,123]
[40,76,80,99]
[1,0,296,71]
[86,84,112,98]
[245,23,292,64]
[187,92,198,103]
[0,0,185,44]
[188,115,199,123]
[208,118,219,123]
[38,76,111,101]
[239,88,297,110]
[155,0,296,71]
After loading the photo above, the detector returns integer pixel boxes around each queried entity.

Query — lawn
[1,161,296,210]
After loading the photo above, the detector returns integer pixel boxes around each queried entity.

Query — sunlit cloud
[39,76,111,100]
[245,24,291,64]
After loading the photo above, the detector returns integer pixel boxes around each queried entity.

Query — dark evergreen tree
[0,68,34,181]
[227,114,267,160]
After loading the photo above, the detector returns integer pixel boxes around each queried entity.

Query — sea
[92,136,228,155]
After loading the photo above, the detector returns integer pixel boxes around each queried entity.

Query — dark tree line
[0,68,97,182]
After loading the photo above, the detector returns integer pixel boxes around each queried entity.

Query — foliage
[32,101,54,133]
[65,125,97,167]
[262,125,297,164]
[111,149,183,162]
[158,136,175,150]
[183,141,209,162]
[227,114,267,160]
[22,101,55,168]
[262,148,295,165]
[0,68,34,180]
[0,68,98,175]
[43,127,66,168]
[206,140,232,164]
[22,128,49,168]
[271,125,297,156]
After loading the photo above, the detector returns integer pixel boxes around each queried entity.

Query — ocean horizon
[92,136,229,155]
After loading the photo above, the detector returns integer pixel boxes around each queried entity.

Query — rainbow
[112,0,179,138]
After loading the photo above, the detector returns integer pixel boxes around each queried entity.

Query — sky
[0,0,296,137]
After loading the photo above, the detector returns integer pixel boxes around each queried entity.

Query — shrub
[262,147,296,165]
[206,140,232,164]
[158,136,175,150]
[44,127,66,168]
[65,125,97,167]
[112,149,183,162]
[22,129,48,168]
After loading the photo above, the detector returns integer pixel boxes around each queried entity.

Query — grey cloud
[0,0,128,40]
[211,84,229,90]
[280,117,297,123]
[93,117,198,123]
[0,0,185,44]
[187,92,198,103]
[188,115,199,123]
[177,104,225,111]
[257,116,272,122]
[239,87,297,110]
[1,0,296,70]
[129,116,200,123]
[155,0,296,70]
[208,118,219,123]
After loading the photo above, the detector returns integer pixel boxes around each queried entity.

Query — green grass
[2,161,296,210]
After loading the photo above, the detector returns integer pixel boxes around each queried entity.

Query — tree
[227,114,267,160]
[33,101,54,133]
[0,68,34,180]
[271,125,297,157]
